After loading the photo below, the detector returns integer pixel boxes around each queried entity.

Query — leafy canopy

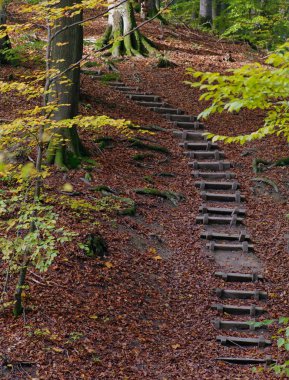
[186,42,289,145]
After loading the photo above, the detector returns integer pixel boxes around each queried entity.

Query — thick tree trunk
[97,0,155,57]
[0,0,11,64]
[47,0,86,169]
[199,0,212,27]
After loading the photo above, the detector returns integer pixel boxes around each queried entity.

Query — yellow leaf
[89,315,98,320]
[104,262,113,268]
[52,347,63,353]
[153,255,162,261]
[62,183,73,192]
[171,344,181,350]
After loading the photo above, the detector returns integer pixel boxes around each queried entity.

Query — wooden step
[212,304,266,316]
[217,335,271,348]
[215,289,267,300]
[200,191,245,203]
[185,150,225,159]
[216,356,275,365]
[108,81,125,87]
[127,94,160,102]
[174,131,206,140]
[117,86,140,92]
[153,107,184,115]
[193,171,236,180]
[189,161,231,171]
[215,272,264,282]
[199,205,246,216]
[196,214,244,225]
[195,181,239,191]
[166,114,196,122]
[201,230,250,241]
[180,142,219,151]
[136,101,170,108]
[213,319,267,331]
[207,241,253,252]
[174,121,204,130]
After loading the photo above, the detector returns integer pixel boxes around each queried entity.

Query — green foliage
[251,318,289,376]
[219,0,289,50]
[186,43,289,145]
[168,0,199,24]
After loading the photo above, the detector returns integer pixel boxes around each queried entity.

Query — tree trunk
[96,0,156,57]
[140,0,167,23]
[47,0,86,169]
[212,0,222,20]
[199,0,212,27]
[0,0,11,64]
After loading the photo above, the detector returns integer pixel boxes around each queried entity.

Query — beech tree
[0,0,11,64]
[199,0,212,26]
[46,0,87,168]
[96,0,155,57]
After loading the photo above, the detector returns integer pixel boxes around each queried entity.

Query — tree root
[135,187,184,206]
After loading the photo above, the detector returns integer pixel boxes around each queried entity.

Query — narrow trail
[91,69,275,376]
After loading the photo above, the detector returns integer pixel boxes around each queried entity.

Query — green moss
[91,185,114,193]
[135,188,184,206]
[129,138,170,154]
[129,124,167,132]
[84,61,100,68]
[143,175,154,184]
[100,73,120,83]
[95,136,114,150]
[132,153,154,161]
[276,157,289,166]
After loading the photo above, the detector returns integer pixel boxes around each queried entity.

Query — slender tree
[96,0,155,57]
[46,0,87,168]
[199,0,212,26]
[0,0,11,64]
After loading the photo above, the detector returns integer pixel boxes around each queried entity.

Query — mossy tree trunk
[96,0,156,57]
[47,0,86,169]
[199,0,212,27]
[140,0,167,23]
[0,0,11,64]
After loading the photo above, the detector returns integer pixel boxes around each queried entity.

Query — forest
[0,0,289,379]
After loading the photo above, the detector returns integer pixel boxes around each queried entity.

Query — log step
[117,86,140,92]
[215,289,267,300]
[200,191,245,203]
[108,81,125,87]
[127,94,160,102]
[212,304,266,316]
[195,181,239,191]
[136,101,170,108]
[180,142,219,151]
[217,335,271,348]
[193,171,236,180]
[213,319,267,331]
[174,121,204,130]
[199,205,246,216]
[153,107,185,115]
[166,114,196,122]
[189,161,231,171]
[207,241,253,252]
[216,356,275,365]
[174,131,206,140]
[201,230,250,241]
[196,214,244,225]
[185,150,225,160]
[215,272,264,282]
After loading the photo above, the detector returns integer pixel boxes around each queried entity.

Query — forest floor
[0,9,289,380]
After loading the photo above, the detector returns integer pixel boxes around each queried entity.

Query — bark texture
[47,0,86,168]
[199,0,213,26]
[97,0,155,57]
[0,0,11,64]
